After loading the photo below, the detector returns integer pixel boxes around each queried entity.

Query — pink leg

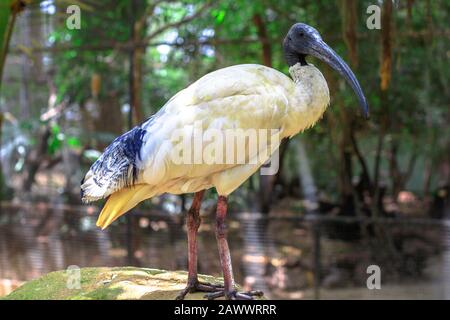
[186,190,204,284]
[205,195,264,300]
[176,191,223,299]
[215,195,235,294]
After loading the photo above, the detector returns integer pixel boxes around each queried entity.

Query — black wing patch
[85,126,147,197]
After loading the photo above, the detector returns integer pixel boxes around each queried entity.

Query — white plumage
[81,63,330,228]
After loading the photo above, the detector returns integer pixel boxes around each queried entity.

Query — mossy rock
[2,267,230,300]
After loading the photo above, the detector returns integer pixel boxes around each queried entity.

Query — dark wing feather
[81,126,146,202]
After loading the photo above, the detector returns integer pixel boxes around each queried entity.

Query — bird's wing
[80,125,148,202]
[138,64,293,191]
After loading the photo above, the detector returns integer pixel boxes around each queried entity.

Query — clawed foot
[176,280,225,300]
[205,289,264,300]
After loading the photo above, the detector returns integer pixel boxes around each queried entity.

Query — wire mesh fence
[1,201,448,299]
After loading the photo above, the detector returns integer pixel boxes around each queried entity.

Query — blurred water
[444,220,450,299]
[0,203,448,299]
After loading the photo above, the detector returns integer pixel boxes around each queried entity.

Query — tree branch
[143,1,214,43]
[7,29,450,55]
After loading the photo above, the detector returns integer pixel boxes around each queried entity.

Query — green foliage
[0,0,14,87]
[1,0,449,203]
[0,2,12,52]
[47,123,82,155]
[48,0,450,196]
[47,123,62,155]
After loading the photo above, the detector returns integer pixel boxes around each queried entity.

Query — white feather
[82,63,330,201]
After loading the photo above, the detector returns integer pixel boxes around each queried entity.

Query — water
[444,220,450,299]
[0,202,448,299]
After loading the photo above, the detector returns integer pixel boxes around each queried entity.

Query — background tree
[0,0,448,218]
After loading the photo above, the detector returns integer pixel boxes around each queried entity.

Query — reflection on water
[0,202,449,299]
[444,221,450,299]
[239,212,271,296]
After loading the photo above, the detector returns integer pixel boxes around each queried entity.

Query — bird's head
[283,23,369,118]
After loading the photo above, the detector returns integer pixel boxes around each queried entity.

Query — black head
[283,23,369,118]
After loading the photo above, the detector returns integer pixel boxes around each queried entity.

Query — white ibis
[81,23,369,300]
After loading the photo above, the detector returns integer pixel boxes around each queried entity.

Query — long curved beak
[310,40,369,118]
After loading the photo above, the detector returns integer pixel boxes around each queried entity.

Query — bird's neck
[289,62,312,83]
[284,63,330,136]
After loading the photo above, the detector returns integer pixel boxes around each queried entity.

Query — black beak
[310,40,369,118]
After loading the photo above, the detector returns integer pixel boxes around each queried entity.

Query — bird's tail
[96,184,156,229]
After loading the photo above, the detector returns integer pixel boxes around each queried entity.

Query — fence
[0,201,449,299]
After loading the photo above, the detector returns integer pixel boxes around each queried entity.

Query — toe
[196,283,221,292]
[234,292,253,300]
[204,291,225,300]
[248,290,264,297]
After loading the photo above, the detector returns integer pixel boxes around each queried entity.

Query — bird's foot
[176,280,224,300]
[205,289,264,300]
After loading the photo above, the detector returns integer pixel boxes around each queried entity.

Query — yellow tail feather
[96,184,155,229]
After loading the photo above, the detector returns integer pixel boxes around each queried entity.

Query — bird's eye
[299,32,305,37]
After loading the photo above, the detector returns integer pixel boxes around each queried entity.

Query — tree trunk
[341,0,358,67]
[338,0,361,213]
[372,0,393,215]
[129,0,146,126]
[253,12,275,213]
[252,13,272,67]
[22,126,51,192]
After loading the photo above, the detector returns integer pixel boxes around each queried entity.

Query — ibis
[81,23,369,300]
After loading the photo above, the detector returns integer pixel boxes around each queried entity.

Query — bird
[81,23,369,300]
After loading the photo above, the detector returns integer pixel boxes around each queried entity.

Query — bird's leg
[205,196,264,300]
[176,191,223,300]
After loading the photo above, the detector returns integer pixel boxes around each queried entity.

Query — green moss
[2,267,235,300]
[2,267,105,300]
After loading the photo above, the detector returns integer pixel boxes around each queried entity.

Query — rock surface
[2,267,227,300]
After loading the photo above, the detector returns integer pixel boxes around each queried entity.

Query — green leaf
[48,136,62,155]
[0,0,14,87]
[51,123,61,135]
[212,9,226,24]
[67,136,82,148]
